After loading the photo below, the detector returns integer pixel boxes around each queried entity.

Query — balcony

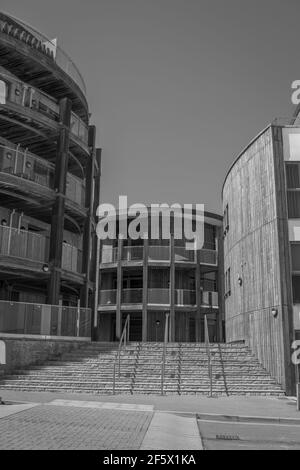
[0,225,48,263]
[0,69,89,151]
[148,288,170,305]
[99,289,117,306]
[0,300,91,337]
[199,249,217,265]
[148,245,170,262]
[0,13,87,97]
[0,225,82,274]
[122,246,144,262]
[201,291,219,308]
[122,288,143,304]
[100,246,118,264]
[175,289,196,306]
[62,243,82,273]
[0,142,85,207]
[174,246,195,262]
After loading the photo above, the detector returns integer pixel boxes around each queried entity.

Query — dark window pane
[286,164,300,189]
[291,245,300,271]
[287,192,300,218]
[292,276,300,303]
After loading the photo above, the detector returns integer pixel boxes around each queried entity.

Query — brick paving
[0,404,153,450]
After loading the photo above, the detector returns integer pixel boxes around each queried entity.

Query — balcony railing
[201,291,219,308]
[122,246,144,262]
[0,13,87,96]
[0,225,82,274]
[0,68,88,148]
[99,290,117,306]
[148,288,170,305]
[0,300,91,337]
[101,246,118,264]
[199,249,217,265]
[175,289,196,306]
[148,245,170,261]
[62,243,82,273]
[122,288,143,304]
[0,143,86,207]
[174,246,196,262]
[0,225,48,263]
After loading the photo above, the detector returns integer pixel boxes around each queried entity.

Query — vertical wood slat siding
[223,126,294,391]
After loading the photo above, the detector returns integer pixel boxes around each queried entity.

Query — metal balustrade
[199,249,217,265]
[122,246,144,262]
[100,246,118,264]
[148,245,170,261]
[0,300,91,337]
[201,291,219,308]
[99,289,117,306]
[175,289,196,306]
[148,288,170,305]
[122,288,143,304]
[174,246,195,262]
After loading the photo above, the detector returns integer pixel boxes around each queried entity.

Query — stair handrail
[161,313,170,395]
[204,314,213,397]
[112,314,130,395]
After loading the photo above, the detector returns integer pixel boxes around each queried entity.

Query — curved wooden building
[222,118,300,395]
[0,13,101,336]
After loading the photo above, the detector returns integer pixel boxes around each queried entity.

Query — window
[0,80,7,104]
[223,204,229,235]
[286,163,300,188]
[291,244,300,271]
[292,276,300,303]
[287,192,300,218]
[225,267,231,298]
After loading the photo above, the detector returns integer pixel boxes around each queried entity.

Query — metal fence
[0,300,91,337]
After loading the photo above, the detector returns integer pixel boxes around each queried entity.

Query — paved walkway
[0,402,153,450]
[0,391,299,450]
[0,389,298,418]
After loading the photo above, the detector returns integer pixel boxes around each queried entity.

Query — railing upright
[204,314,213,397]
[113,314,130,394]
[161,313,169,396]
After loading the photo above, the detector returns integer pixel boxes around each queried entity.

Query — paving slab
[0,403,38,419]
[48,399,154,412]
[141,412,202,450]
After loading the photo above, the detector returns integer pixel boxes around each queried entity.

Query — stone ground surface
[0,389,299,418]
[0,402,153,450]
[0,390,299,450]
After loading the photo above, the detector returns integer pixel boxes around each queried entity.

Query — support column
[142,238,149,341]
[116,238,123,340]
[81,126,97,309]
[217,227,224,342]
[48,98,72,305]
[170,233,175,342]
[92,149,102,337]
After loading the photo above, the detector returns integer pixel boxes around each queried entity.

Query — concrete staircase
[0,342,285,396]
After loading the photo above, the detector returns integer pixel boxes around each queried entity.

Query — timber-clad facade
[0,13,101,337]
[222,118,300,395]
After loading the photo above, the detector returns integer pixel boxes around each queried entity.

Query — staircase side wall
[0,337,87,373]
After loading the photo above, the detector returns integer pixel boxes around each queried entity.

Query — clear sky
[1,0,299,213]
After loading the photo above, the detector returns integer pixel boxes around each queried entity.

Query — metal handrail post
[161,313,169,396]
[204,314,213,397]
